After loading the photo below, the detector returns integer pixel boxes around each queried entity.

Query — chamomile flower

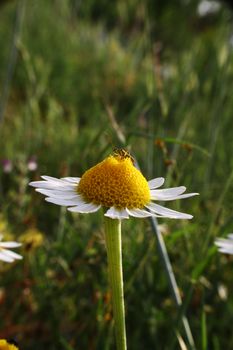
[0,339,18,350]
[29,151,198,220]
[0,234,22,263]
[215,234,233,255]
[0,339,19,350]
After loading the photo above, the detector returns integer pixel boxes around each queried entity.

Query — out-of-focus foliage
[0,0,233,349]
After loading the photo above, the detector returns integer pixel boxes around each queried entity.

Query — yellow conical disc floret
[0,339,19,350]
[77,153,150,209]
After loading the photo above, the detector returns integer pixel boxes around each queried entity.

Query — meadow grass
[0,0,233,349]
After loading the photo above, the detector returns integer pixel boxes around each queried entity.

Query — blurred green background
[0,0,233,349]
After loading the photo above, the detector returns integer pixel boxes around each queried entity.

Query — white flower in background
[28,156,38,171]
[1,159,13,173]
[197,0,221,17]
[29,150,198,220]
[0,234,22,263]
[215,234,233,255]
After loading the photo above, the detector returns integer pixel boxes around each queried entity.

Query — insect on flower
[113,148,135,165]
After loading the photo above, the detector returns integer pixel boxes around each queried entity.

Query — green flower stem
[104,217,127,350]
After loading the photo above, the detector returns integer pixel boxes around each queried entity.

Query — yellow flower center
[0,340,18,350]
[77,155,150,209]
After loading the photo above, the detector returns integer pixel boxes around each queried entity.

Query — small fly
[113,148,135,164]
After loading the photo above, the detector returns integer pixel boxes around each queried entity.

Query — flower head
[29,151,198,220]
[215,234,233,255]
[1,159,13,174]
[0,339,19,350]
[27,156,38,171]
[19,228,44,251]
[0,235,22,263]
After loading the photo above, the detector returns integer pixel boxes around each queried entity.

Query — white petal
[1,249,22,260]
[36,188,80,199]
[0,251,14,262]
[148,177,165,189]
[45,197,85,206]
[29,180,49,188]
[68,203,101,213]
[215,237,233,254]
[0,242,22,248]
[150,192,199,201]
[215,242,233,250]
[126,208,153,218]
[41,175,69,183]
[146,202,193,219]
[104,207,129,220]
[61,177,81,183]
[217,247,233,254]
[150,186,186,198]
[29,181,75,191]
[215,238,233,246]
[42,180,75,188]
